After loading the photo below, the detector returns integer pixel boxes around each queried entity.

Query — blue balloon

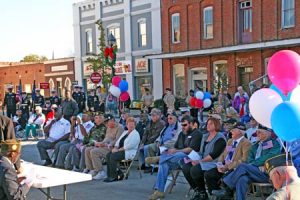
[203,92,211,99]
[271,102,300,142]
[270,84,290,101]
[118,80,128,92]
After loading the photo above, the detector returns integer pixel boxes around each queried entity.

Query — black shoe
[139,164,146,170]
[43,160,52,166]
[103,177,117,182]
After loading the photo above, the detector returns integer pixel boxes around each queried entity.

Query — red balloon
[112,76,122,87]
[190,97,197,107]
[195,99,203,108]
[120,92,130,102]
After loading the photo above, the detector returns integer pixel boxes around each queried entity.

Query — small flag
[262,140,273,150]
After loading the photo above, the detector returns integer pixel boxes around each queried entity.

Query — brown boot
[149,190,165,200]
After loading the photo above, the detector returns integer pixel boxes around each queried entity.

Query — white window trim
[138,18,147,47]
[107,23,120,29]
[203,7,213,39]
[107,24,121,49]
[171,13,180,44]
[281,0,295,29]
[85,29,93,54]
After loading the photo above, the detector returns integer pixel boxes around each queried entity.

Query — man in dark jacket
[3,85,17,118]
[61,90,79,121]
[0,139,34,200]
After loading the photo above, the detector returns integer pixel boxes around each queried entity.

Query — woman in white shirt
[103,117,140,182]
[24,106,45,140]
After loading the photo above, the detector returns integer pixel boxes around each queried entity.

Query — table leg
[47,188,50,200]
[63,185,67,200]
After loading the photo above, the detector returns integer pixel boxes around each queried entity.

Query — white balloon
[203,99,212,108]
[195,91,204,100]
[109,85,121,98]
[249,88,283,128]
[290,85,300,104]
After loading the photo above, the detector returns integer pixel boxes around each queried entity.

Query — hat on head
[78,85,83,89]
[35,88,40,92]
[104,114,114,122]
[21,91,27,94]
[1,139,21,154]
[224,118,238,125]
[167,111,178,118]
[258,124,273,132]
[51,89,56,93]
[180,107,190,113]
[6,85,13,89]
[264,154,293,174]
[150,108,161,116]
[231,122,246,131]
[74,85,79,88]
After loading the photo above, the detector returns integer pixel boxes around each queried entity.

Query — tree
[21,54,48,62]
[86,20,117,89]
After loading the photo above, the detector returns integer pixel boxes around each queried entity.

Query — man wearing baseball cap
[0,139,34,199]
[265,154,300,200]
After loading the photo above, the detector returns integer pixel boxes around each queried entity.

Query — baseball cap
[265,154,293,174]
[150,108,161,116]
[104,114,114,121]
[167,111,178,118]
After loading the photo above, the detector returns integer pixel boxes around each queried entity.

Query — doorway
[189,67,208,92]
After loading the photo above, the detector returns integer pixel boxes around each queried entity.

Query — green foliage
[21,54,48,62]
[86,20,118,89]
[213,66,229,93]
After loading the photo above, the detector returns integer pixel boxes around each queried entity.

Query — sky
[0,0,82,61]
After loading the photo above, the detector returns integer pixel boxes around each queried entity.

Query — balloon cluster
[189,91,212,109]
[109,76,130,102]
[249,50,300,142]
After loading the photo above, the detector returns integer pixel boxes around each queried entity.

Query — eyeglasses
[168,117,173,120]
[181,123,188,127]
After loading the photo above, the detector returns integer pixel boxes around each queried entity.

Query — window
[213,60,228,93]
[171,13,180,43]
[108,26,121,49]
[138,19,147,47]
[203,7,213,39]
[282,0,295,28]
[240,1,252,32]
[86,29,93,54]
[173,64,185,98]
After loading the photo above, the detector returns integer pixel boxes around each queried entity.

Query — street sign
[72,80,78,85]
[90,72,102,84]
[40,83,49,89]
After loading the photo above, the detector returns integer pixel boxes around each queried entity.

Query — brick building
[147,0,300,98]
[0,58,75,104]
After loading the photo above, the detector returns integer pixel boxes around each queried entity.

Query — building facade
[73,0,163,100]
[147,0,300,97]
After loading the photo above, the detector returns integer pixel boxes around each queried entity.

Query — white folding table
[22,162,92,200]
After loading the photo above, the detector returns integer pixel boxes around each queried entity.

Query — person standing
[0,139,34,200]
[61,90,79,121]
[20,91,31,120]
[72,85,86,114]
[87,89,100,112]
[163,88,175,114]
[33,88,45,108]
[97,86,106,113]
[49,89,61,107]
[3,85,17,118]
[141,88,154,113]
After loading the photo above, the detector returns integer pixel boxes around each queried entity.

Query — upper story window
[171,13,180,43]
[240,1,252,32]
[108,26,121,49]
[138,19,147,47]
[86,29,93,54]
[203,7,213,39]
[282,0,295,28]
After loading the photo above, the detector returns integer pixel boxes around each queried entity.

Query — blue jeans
[223,163,269,200]
[154,152,186,192]
[139,144,150,166]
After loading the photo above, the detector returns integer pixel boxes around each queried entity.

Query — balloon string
[286,149,290,200]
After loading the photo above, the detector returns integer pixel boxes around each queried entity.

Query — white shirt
[246,127,258,143]
[13,116,19,123]
[47,118,71,141]
[74,121,94,140]
[28,113,45,126]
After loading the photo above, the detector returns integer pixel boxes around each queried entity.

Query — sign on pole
[90,72,102,84]
[40,83,50,89]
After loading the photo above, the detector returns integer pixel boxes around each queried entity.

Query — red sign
[90,72,102,84]
[40,83,49,89]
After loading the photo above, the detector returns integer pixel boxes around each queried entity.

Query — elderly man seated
[213,126,281,200]
[148,115,202,200]
[205,122,252,194]
[143,111,182,173]
[265,154,300,200]
[84,114,123,180]
[13,109,27,136]
[24,106,45,140]
[55,114,94,169]
[139,108,165,171]
[37,108,71,166]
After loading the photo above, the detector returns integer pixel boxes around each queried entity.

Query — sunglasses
[181,123,188,127]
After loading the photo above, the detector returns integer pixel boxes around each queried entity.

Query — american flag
[262,140,273,150]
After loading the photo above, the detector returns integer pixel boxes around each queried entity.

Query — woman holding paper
[180,117,226,200]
